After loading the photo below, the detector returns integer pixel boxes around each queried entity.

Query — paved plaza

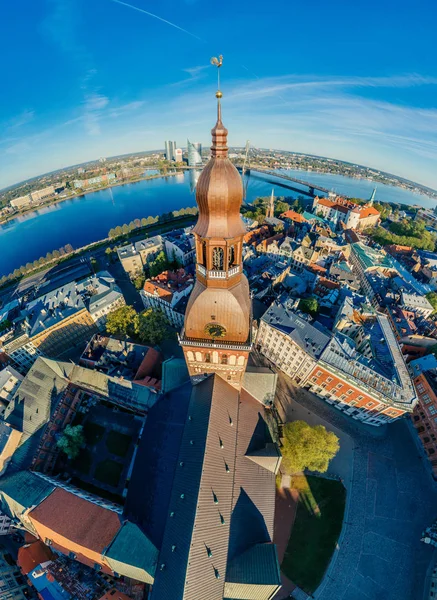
[273,371,437,600]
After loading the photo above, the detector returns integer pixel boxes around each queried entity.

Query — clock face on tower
[204,323,227,339]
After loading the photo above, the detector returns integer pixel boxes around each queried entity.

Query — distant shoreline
[0,171,180,227]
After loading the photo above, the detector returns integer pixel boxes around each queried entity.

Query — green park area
[281,475,346,593]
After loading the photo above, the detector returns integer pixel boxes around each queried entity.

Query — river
[1,168,435,277]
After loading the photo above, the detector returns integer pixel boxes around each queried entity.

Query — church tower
[179,58,252,388]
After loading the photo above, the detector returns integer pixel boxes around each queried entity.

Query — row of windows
[186,351,245,367]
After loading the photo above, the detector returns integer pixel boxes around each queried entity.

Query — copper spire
[210,55,228,157]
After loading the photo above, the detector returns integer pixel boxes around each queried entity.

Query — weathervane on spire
[210,55,223,98]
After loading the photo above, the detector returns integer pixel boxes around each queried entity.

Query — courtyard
[68,404,142,501]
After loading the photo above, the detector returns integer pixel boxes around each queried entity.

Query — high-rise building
[174,147,183,163]
[180,91,251,388]
[187,140,202,166]
[164,140,176,161]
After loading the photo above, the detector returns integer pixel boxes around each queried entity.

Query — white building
[400,292,434,319]
[0,367,23,416]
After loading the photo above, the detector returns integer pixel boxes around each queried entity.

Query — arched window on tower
[212,247,224,270]
[205,352,211,363]
[202,241,207,267]
[221,354,228,365]
[228,245,235,267]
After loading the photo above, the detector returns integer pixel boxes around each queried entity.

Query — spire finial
[210,55,227,157]
[210,55,223,100]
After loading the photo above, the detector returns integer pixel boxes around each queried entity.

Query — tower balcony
[178,331,252,351]
[196,264,241,280]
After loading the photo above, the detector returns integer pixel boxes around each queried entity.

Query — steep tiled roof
[280,210,307,223]
[150,375,240,600]
[4,357,72,470]
[104,521,158,584]
[29,488,122,554]
[317,198,335,208]
[225,542,281,586]
[0,470,55,517]
[17,541,54,575]
[228,389,278,561]
[359,206,380,218]
[124,381,193,548]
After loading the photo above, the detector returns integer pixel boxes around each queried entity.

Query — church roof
[225,542,281,586]
[150,374,240,600]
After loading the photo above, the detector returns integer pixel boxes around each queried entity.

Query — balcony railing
[196,264,241,279]
[209,269,227,279]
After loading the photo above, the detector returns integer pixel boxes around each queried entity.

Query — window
[205,353,211,363]
[326,377,333,383]
[429,406,437,415]
[316,371,322,377]
[347,390,353,395]
[228,245,235,267]
[202,241,207,267]
[212,247,224,270]
[221,354,228,365]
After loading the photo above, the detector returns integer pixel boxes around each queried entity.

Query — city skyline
[1,0,437,190]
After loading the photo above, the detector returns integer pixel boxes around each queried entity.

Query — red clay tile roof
[359,206,380,218]
[280,210,307,223]
[29,488,121,554]
[317,198,335,208]
[18,541,54,575]
[143,269,193,302]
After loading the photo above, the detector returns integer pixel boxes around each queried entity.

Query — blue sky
[1,0,437,190]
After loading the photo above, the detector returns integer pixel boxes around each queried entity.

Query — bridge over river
[237,166,332,197]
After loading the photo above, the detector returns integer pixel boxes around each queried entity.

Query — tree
[275,200,290,216]
[299,297,319,316]
[56,424,85,460]
[426,292,437,314]
[136,308,170,345]
[106,305,138,337]
[149,251,169,277]
[133,274,145,290]
[281,421,340,474]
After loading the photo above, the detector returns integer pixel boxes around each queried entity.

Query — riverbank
[0,211,197,297]
[0,171,181,227]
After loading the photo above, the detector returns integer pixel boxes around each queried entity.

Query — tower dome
[194,101,247,239]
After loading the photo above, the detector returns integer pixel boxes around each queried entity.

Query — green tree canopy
[136,308,170,345]
[426,292,437,314]
[133,274,145,290]
[368,219,437,251]
[149,251,169,277]
[281,421,340,474]
[56,424,85,460]
[298,297,319,316]
[106,305,138,337]
[275,200,290,216]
